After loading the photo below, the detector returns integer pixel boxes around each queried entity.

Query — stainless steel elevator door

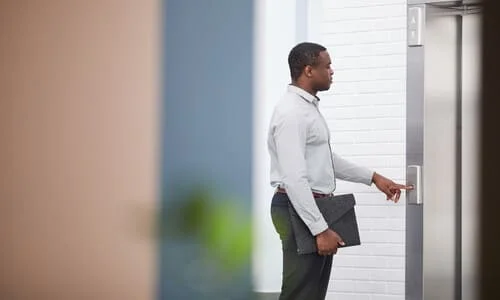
[422,10,460,300]
[406,3,482,300]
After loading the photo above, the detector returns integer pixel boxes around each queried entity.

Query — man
[267,42,413,300]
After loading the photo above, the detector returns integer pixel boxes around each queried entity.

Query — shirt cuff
[361,169,375,186]
[307,218,329,236]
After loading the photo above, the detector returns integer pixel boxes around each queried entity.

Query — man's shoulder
[274,91,309,114]
[270,94,312,129]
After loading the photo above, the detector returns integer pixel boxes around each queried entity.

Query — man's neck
[291,82,317,96]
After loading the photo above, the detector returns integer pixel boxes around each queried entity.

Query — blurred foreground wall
[0,1,160,299]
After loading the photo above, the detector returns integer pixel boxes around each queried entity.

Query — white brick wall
[310,0,408,299]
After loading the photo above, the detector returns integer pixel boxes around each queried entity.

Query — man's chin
[318,85,331,92]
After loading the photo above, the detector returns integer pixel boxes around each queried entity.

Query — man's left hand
[371,172,413,203]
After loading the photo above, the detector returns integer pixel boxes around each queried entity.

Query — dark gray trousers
[271,192,333,300]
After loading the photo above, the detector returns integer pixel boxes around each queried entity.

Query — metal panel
[406,4,466,300]
[407,165,423,205]
[409,6,425,46]
[408,0,458,4]
[407,2,482,299]
[422,11,461,300]
[408,0,481,5]
[461,13,481,300]
[406,5,426,300]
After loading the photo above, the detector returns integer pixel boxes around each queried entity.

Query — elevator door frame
[406,1,481,299]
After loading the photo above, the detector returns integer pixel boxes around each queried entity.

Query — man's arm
[332,151,374,185]
[332,151,413,202]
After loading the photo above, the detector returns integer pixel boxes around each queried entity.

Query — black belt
[276,187,333,199]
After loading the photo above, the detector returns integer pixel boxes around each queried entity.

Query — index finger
[392,183,414,190]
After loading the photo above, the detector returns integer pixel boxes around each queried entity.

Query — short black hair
[288,42,327,81]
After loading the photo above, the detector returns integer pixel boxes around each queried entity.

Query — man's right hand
[315,229,345,256]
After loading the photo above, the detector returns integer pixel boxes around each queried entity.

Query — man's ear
[304,65,313,78]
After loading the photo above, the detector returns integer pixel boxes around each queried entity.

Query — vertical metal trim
[461,13,481,300]
[455,15,463,300]
[406,4,426,300]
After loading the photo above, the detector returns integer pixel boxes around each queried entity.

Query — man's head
[288,42,333,92]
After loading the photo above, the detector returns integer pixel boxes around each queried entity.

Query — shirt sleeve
[332,151,374,186]
[273,112,328,236]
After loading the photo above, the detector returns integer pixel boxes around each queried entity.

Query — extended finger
[392,183,414,190]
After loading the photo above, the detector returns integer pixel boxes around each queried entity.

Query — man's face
[310,51,334,91]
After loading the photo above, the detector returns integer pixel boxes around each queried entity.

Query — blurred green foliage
[161,187,252,273]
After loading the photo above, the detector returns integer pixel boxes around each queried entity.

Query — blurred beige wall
[0,1,159,299]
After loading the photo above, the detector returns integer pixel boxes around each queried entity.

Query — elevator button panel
[408,6,424,46]
[407,165,423,205]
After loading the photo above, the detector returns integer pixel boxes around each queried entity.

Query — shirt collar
[287,84,320,106]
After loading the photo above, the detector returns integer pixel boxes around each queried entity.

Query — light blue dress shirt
[268,85,374,235]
